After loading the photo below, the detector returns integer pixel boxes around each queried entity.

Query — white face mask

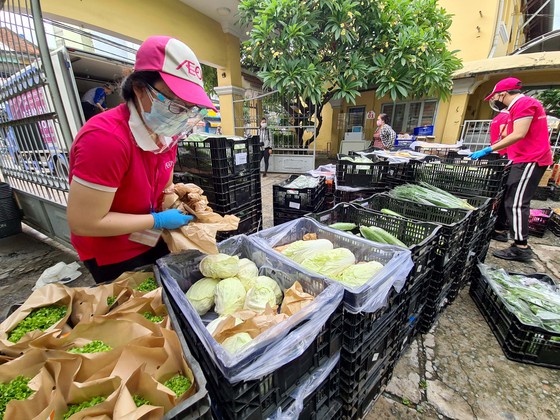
[141,86,207,138]
[261,122,267,128]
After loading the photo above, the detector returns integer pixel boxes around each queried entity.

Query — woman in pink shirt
[67,36,215,283]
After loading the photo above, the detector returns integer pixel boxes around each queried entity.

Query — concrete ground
[1,172,559,420]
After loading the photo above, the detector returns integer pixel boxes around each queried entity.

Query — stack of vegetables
[389,182,475,210]
[0,273,203,419]
[185,253,316,354]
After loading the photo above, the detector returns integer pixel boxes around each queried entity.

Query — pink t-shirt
[69,103,177,265]
[506,96,553,166]
[489,111,508,156]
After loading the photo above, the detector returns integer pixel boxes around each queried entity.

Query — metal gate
[234,90,317,173]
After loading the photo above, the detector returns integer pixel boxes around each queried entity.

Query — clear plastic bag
[268,351,340,420]
[156,235,344,383]
[249,218,413,314]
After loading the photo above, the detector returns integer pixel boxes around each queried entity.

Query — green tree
[535,89,560,118]
[238,0,462,145]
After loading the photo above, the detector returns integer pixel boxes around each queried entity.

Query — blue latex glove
[152,209,194,230]
[469,146,493,160]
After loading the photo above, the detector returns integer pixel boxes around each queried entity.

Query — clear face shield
[489,93,506,112]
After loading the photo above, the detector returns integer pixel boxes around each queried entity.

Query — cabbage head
[244,283,277,313]
[236,258,259,291]
[255,276,283,305]
[221,332,253,354]
[200,254,239,279]
[214,277,247,315]
[335,261,384,288]
[300,248,356,278]
[206,315,243,336]
[185,277,220,315]
[281,239,334,264]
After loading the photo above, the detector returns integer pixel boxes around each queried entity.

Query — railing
[461,119,560,156]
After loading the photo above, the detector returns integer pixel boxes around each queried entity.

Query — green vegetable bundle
[63,396,106,420]
[0,376,34,419]
[67,340,113,354]
[8,306,67,343]
[389,182,475,210]
[134,277,158,292]
[163,374,192,397]
[360,226,407,247]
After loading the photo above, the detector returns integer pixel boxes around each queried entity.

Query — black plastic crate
[175,135,261,178]
[550,185,560,201]
[274,199,325,226]
[528,208,552,237]
[0,218,22,238]
[408,159,512,198]
[459,194,493,241]
[173,170,261,214]
[273,175,326,212]
[334,186,388,204]
[216,202,262,241]
[354,193,471,269]
[470,272,560,369]
[533,186,550,201]
[549,210,560,237]
[308,203,440,290]
[336,154,406,188]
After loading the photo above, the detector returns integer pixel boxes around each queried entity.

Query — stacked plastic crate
[156,236,345,420]
[272,174,326,225]
[248,218,414,419]
[173,135,263,239]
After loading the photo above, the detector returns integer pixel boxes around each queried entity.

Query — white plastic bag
[32,261,81,290]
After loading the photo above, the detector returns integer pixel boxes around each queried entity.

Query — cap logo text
[176,60,202,80]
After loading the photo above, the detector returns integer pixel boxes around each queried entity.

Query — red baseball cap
[484,77,522,101]
[135,36,217,111]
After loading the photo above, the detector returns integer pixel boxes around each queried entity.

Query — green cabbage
[244,283,277,313]
[221,332,253,354]
[335,261,384,288]
[214,278,247,315]
[200,254,239,279]
[236,258,259,291]
[300,248,356,278]
[281,239,334,264]
[185,277,220,315]
[255,276,283,305]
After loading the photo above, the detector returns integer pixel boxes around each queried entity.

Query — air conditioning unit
[499,22,509,43]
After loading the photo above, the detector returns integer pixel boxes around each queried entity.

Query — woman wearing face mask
[371,113,397,150]
[67,36,215,283]
[259,117,273,177]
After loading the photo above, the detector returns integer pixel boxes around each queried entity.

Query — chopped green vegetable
[328,222,357,231]
[106,296,116,306]
[63,396,106,420]
[380,208,403,217]
[163,374,192,397]
[134,277,158,292]
[0,376,34,419]
[132,395,150,407]
[8,306,67,343]
[360,226,407,247]
[68,340,112,354]
[143,312,164,323]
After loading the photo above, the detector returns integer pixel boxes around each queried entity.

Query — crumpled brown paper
[161,182,240,255]
[212,306,289,343]
[280,281,315,316]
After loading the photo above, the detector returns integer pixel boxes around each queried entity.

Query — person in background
[259,117,272,177]
[489,109,509,156]
[371,113,396,149]
[81,83,114,120]
[470,77,553,261]
[67,36,214,283]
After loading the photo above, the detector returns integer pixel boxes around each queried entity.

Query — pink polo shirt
[489,111,509,156]
[506,95,553,166]
[69,103,177,265]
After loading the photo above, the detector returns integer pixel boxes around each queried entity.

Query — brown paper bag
[213,307,289,343]
[280,281,315,316]
[0,283,73,357]
[113,271,157,296]
[71,282,132,326]
[113,366,173,419]
[58,376,121,420]
[110,336,168,380]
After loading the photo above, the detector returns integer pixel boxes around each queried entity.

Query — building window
[381,100,438,134]
[345,106,365,132]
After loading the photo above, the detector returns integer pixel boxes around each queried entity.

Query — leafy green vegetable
[163,374,192,397]
[221,332,253,354]
[106,296,116,306]
[8,306,67,343]
[199,254,239,279]
[335,261,384,288]
[143,312,164,323]
[134,277,158,292]
[68,340,113,354]
[214,278,246,316]
[0,376,34,418]
[281,239,334,264]
[328,222,357,231]
[185,277,220,315]
[300,248,356,278]
[380,208,403,217]
[132,395,150,407]
[360,226,407,247]
[389,183,475,210]
[63,396,106,419]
